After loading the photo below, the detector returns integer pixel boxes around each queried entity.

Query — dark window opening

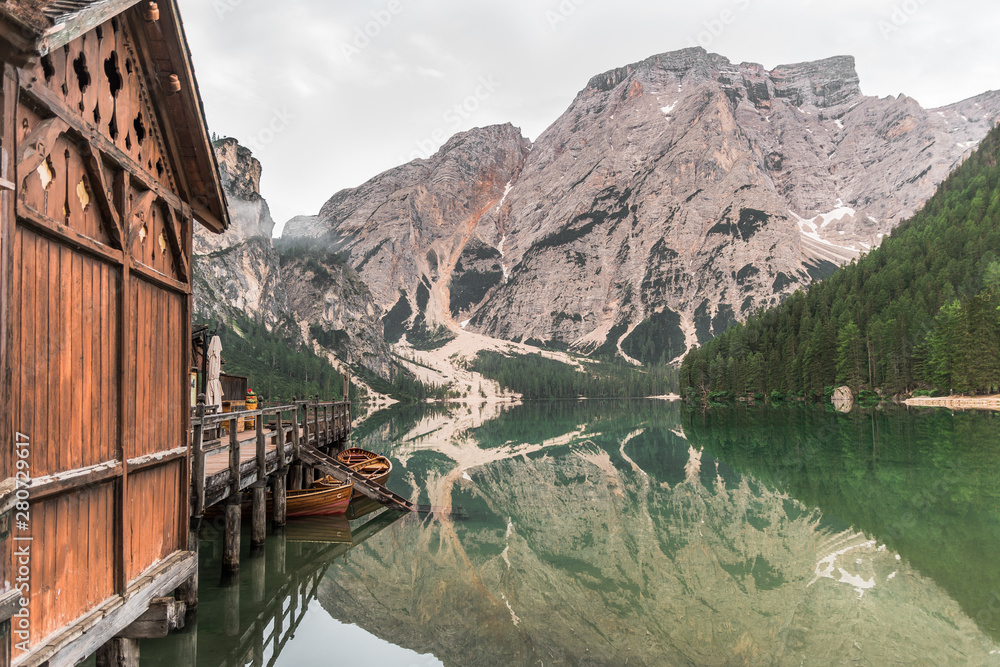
[133,112,146,145]
[104,52,123,98]
[40,55,55,82]
[73,53,91,92]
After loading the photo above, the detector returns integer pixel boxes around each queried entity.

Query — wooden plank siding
[12,226,120,476]
[0,5,212,660]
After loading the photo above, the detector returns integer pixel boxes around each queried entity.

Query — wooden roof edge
[159,0,229,232]
[130,0,230,233]
[0,0,230,233]
[0,1,145,60]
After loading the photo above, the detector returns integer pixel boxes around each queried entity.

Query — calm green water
[142,401,1000,666]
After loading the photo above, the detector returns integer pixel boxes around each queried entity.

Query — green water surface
[141,401,1000,666]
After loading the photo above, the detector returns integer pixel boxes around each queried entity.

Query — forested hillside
[681,123,1000,399]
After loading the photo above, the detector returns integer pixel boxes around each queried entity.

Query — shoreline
[904,395,1000,411]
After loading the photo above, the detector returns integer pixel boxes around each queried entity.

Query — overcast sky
[175,0,1000,234]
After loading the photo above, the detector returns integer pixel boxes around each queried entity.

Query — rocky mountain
[284,48,1000,364]
[193,139,395,382]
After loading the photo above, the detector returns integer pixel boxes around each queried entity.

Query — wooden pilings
[272,468,287,529]
[95,638,140,667]
[191,398,350,598]
[223,493,242,574]
[251,481,267,550]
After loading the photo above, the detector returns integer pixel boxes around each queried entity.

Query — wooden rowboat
[323,448,393,499]
[280,481,353,518]
[208,478,354,519]
[338,447,380,466]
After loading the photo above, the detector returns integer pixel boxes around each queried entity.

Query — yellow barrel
[245,393,257,429]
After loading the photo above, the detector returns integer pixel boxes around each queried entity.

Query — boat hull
[331,448,394,500]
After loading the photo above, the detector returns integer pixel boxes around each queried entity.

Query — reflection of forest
[684,404,1000,644]
[312,401,998,665]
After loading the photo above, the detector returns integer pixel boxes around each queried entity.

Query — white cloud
[176,0,1000,233]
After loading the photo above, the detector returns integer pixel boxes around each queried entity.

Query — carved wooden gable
[15,16,191,283]
[31,17,176,189]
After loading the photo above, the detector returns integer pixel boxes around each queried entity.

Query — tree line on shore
[681,123,1000,400]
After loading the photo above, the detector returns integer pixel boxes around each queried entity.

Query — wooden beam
[129,258,189,296]
[16,551,196,666]
[25,459,122,503]
[81,145,124,250]
[17,203,125,267]
[16,116,70,175]
[126,446,187,474]
[127,190,157,246]
[0,587,21,624]
[161,205,189,281]
[0,64,16,541]
[115,167,131,597]
[36,0,145,56]
[95,637,140,667]
[115,597,186,640]
[17,71,191,217]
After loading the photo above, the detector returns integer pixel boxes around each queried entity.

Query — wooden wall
[2,10,198,658]
[11,227,121,476]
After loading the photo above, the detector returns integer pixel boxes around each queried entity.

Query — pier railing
[190,397,352,515]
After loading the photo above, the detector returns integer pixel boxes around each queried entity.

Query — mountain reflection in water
[142,401,1000,666]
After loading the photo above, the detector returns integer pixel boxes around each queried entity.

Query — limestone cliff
[284,48,1000,363]
[193,139,394,382]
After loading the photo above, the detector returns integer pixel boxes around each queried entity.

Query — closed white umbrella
[206,335,224,409]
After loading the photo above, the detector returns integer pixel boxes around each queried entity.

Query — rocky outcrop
[194,138,290,331]
[284,48,1000,364]
[284,124,531,330]
[279,245,396,381]
[193,139,394,381]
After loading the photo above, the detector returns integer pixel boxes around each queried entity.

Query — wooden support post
[192,395,207,514]
[223,493,242,574]
[291,399,302,462]
[303,466,314,489]
[116,597,186,639]
[176,516,201,613]
[323,405,330,445]
[228,417,240,495]
[251,481,266,550]
[96,638,140,667]
[289,463,303,491]
[272,468,287,529]
[313,400,320,446]
[255,414,266,478]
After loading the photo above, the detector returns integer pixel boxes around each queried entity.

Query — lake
[141,400,1000,665]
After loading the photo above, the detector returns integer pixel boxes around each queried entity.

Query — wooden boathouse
[0,4,428,664]
[0,0,231,664]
